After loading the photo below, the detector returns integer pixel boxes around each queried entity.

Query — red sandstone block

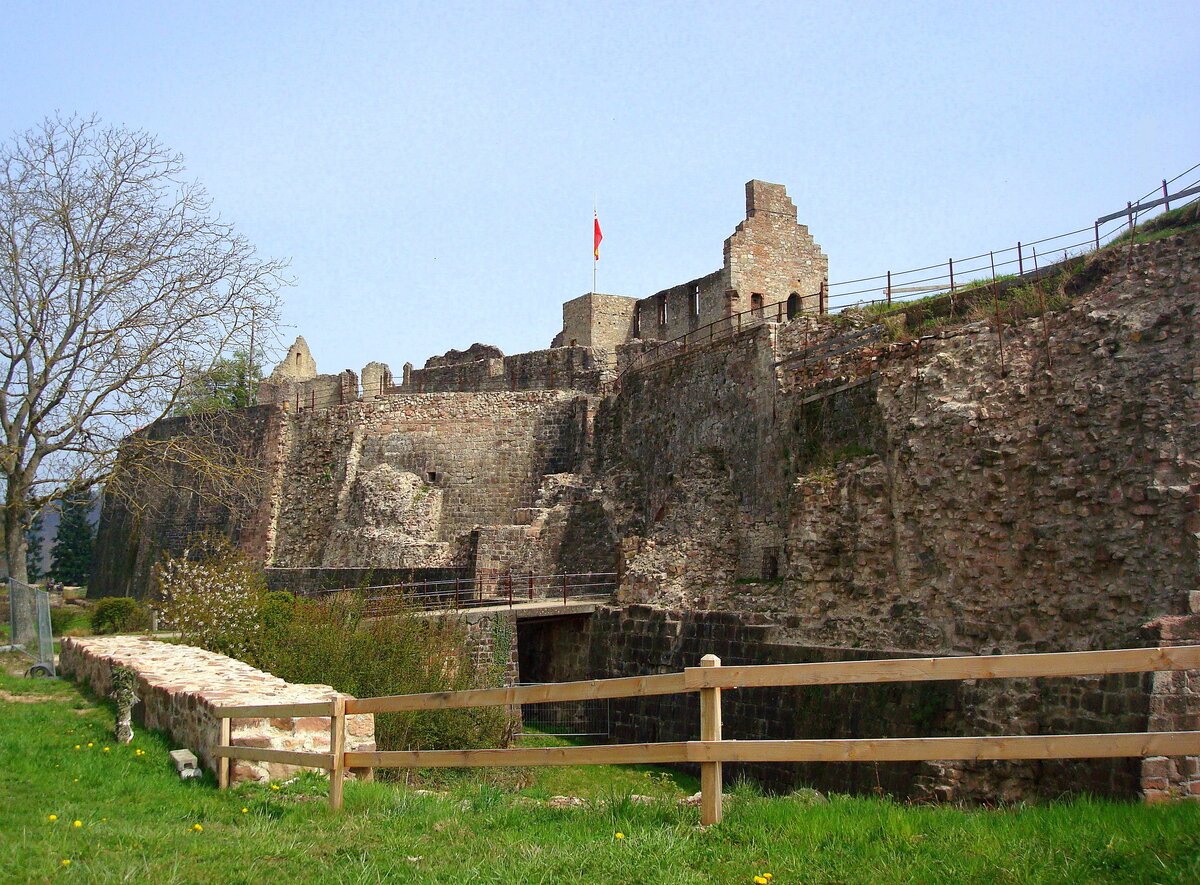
[232,736,274,749]
[1143,789,1170,804]
[269,717,297,732]
[294,717,328,733]
[1142,757,1171,778]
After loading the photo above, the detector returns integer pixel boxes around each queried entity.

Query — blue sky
[3,1,1198,376]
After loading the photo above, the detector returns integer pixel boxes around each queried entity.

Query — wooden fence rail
[214,645,1200,821]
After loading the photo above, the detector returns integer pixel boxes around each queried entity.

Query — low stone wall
[59,637,376,785]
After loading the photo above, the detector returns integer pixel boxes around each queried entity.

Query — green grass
[1106,201,1200,248]
[3,661,1200,883]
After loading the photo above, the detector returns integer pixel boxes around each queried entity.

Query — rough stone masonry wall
[780,235,1200,654]
[401,346,609,394]
[518,606,1150,800]
[725,180,827,319]
[59,637,375,784]
[586,232,1200,800]
[561,293,639,350]
[92,404,285,599]
[271,391,590,567]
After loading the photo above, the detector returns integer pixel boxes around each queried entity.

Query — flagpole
[592,197,597,295]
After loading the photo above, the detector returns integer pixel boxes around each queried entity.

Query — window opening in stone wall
[787,292,800,320]
[690,284,700,321]
[761,546,781,581]
[633,309,641,339]
[751,293,764,317]
[657,294,667,327]
[426,471,440,483]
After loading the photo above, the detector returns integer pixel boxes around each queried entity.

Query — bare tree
[0,115,286,582]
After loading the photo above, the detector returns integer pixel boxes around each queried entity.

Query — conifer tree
[24,504,45,583]
[50,489,94,587]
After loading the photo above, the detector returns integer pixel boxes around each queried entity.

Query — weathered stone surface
[59,637,375,784]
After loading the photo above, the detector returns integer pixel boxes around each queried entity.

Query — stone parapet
[59,637,375,785]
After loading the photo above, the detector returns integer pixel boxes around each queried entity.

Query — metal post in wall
[562,573,569,605]
[1162,179,1170,211]
[507,574,513,608]
[886,270,892,306]
[1017,242,1023,277]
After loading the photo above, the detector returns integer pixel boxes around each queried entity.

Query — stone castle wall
[271,391,591,567]
[92,404,286,599]
[400,346,612,394]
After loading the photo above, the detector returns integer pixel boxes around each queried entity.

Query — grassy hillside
[2,659,1198,883]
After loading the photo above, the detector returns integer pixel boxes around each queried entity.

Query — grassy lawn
[2,660,1199,884]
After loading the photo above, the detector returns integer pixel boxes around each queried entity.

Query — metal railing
[616,165,1200,386]
[353,572,619,616]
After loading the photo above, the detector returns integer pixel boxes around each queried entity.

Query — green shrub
[91,597,150,634]
[257,593,510,761]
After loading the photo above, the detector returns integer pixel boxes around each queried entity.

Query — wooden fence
[214,645,1200,824]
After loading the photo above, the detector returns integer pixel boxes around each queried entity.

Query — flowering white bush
[154,535,265,661]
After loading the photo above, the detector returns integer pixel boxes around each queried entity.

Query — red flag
[593,212,603,260]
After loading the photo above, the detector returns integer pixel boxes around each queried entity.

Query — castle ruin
[92,180,1200,803]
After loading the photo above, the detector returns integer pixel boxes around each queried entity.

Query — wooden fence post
[329,697,346,811]
[699,653,723,825]
[218,716,230,790]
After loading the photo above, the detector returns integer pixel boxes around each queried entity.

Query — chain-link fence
[3,578,55,676]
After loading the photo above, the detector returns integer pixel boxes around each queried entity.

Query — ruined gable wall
[726,180,827,318]
[270,391,591,567]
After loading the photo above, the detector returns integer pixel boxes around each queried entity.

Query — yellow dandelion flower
[271,784,280,791]
[241,807,248,814]
[755,878,768,885]
[86,742,93,748]
[103,747,110,753]
[61,860,71,867]
[615,832,625,840]
[72,820,82,828]
[74,745,81,750]
[48,814,58,822]
[192,823,203,833]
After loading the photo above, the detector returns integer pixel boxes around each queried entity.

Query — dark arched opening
[786,292,800,320]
